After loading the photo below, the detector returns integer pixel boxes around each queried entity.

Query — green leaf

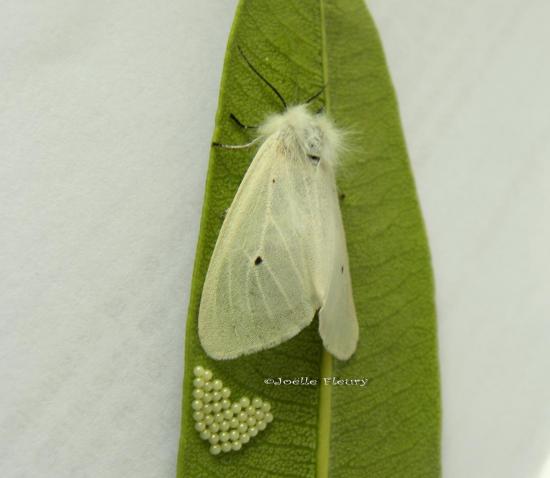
[176,1,440,477]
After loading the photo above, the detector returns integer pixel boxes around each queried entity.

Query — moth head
[258,104,311,138]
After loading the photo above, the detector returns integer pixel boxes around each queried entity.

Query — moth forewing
[198,105,358,360]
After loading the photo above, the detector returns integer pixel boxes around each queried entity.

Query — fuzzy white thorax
[258,104,342,167]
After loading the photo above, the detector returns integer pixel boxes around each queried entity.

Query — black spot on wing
[255,256,263,265]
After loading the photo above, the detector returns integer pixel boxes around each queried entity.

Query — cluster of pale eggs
[191,365,273,455]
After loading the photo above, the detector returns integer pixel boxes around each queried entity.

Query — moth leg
[338,187,346,201]
[220,207,230,221]
[305,85,326,105]
[212,137,262,149]
[230,113,258,130]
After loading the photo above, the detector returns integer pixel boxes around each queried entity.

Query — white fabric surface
[1,0,549,477]
[368,1,550,477]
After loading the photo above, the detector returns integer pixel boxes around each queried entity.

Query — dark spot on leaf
[339,192,346,201]
[255,256,263,265]
[272,178,276,183]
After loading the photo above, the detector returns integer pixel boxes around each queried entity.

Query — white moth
[199,104,359,360]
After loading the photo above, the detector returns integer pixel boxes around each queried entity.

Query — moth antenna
[230,113,258,130]
[237,45,287,110]
[305,85,326,105]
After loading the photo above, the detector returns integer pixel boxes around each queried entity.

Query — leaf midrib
[316,1,333,477]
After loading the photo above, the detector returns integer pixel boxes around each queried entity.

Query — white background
[1,0,549,477]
